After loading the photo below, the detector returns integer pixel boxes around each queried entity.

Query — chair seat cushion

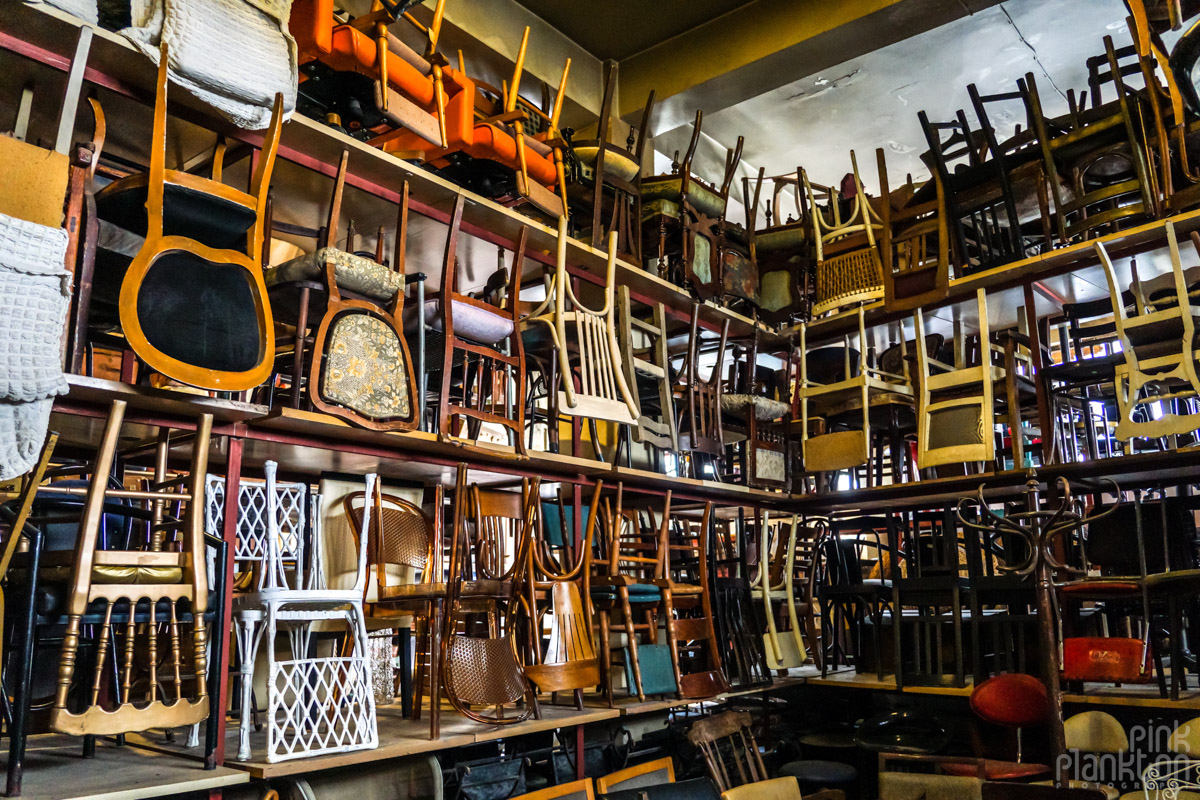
[642,176,726,219]
[91,565,185,585]
[598,778,719,800]
[266,248,402,301]
[779,759,859,786]
[756,225,808,254]
[97,177,255,252]
[404,297,514,345]
[721,393,789,422]
[591,583,662,601]
[642,198,681,221]
[321,312,413,421]
[573,143,641,183]
[941,759,1050,780]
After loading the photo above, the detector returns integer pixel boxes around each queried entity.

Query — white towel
[24,0,99,24]
[0,213,71,482]
[122,0,297,130]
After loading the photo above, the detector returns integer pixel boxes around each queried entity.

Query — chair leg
[234,613,261,762]
[429,599,442,740]
[6,526,43,798]
[619,590,644,701]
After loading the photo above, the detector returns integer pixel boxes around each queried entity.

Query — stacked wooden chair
[642,111,744,299]
[749,513,821,672]
[265,151,419,430]
[440,465,538,725]
[721,327,792,491]
[616,287,678,469]
[660,501,727,699]
[745,168,812,326]
[673,304,729,479]
[567,62,656,264]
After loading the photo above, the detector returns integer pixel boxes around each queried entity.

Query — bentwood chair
[673,304,730,479]
[440,465,538,726]
[616,287,678,467]
[93,43,282,391]
[749,513,818,672]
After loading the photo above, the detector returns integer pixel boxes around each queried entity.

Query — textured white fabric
[122,0,297,130]
[0,213,71,481]
[24,0,99,24]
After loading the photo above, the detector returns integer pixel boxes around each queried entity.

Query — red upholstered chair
[940,673,1052,781]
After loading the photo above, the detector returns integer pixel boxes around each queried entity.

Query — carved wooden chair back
[617,286,679,454]
[803,151,885,317]
[746,166,809,325]
[686,711,768,791]
[110,43,281,391]
[441,464,537,724]
[525,222,639,427]
[435,193,528,451]
[51,399,214,736]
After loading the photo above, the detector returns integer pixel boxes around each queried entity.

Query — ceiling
[507,0,757,60]
[646,0,1157,222]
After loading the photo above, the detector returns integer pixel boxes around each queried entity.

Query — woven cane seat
[444,635,528,706]
[812,247,884,317]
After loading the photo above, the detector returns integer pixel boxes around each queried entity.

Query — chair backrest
[677,303,729,456]
[720,777,801,800]
[342,481,439,598]
[1169,715,1200,754]
[205,462,316,593]
[686,711,768,791]
[664,502,712,588]
[1064,711,1129,753]
[595,757,675,794]
[617,286,678,452]
[970,673,1048,729]
[601,485,667,584]
[599,779,719,800]
[511,779,596,800]
[1081,495,1196,575]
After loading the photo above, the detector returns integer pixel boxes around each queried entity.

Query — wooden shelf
[0,2,784,350]
[794,208,1200,345]
[0,734,248,800]
[51,375,791,506]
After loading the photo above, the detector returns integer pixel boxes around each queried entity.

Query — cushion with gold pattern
[266,248,403,301]
[322,313,412,420]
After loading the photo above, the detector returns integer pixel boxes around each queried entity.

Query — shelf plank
[1,734,247,800]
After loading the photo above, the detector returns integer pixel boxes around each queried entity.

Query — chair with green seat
[641,110,743,299]
[590,484,677,704]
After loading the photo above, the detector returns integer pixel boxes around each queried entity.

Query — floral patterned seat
[321,313,412,422]
[266,248,403,302]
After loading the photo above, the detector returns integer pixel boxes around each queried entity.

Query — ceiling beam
[619,0,1002,130]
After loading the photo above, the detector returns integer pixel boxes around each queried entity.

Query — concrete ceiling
[507,0,757,61]
[653,0,1151,208]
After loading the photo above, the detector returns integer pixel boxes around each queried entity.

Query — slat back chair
[569,61,656,263]
[524,222,639,429]
[662,502,727,699]
[50,400,214,737]
[913,288,1002,468]
[100,43,282,390]
[1026,37,1156,244]
[722,330,792,490]
[803,151,885,317]
[440,465,538,725]
[617,286,679,460]
[431,194,528,451]
[591,485,675,703]
[595,757,676,794]
[1097,220,1200,440]
[687,711,768,791]
[674,304,730,473]
[522,482,605,706]
[880,148,950,312]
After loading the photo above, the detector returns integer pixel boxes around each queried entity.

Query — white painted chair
[206,463,377,762]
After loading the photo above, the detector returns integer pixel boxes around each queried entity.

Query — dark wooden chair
[745,167,811,326]
[642,111,743,300]
[1027,37,1156,244]
[567,62,655,265]
[673,304,729,479]
[265,150,420,430]
[616,287,678,468]
[879,149,950,313]
[722,330,792,491]
[419,194,527,451]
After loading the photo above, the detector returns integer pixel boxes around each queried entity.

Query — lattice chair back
[803,151,885,316]
[525,219,639,426]
[49,400,214,736]
[205,462,317,592]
